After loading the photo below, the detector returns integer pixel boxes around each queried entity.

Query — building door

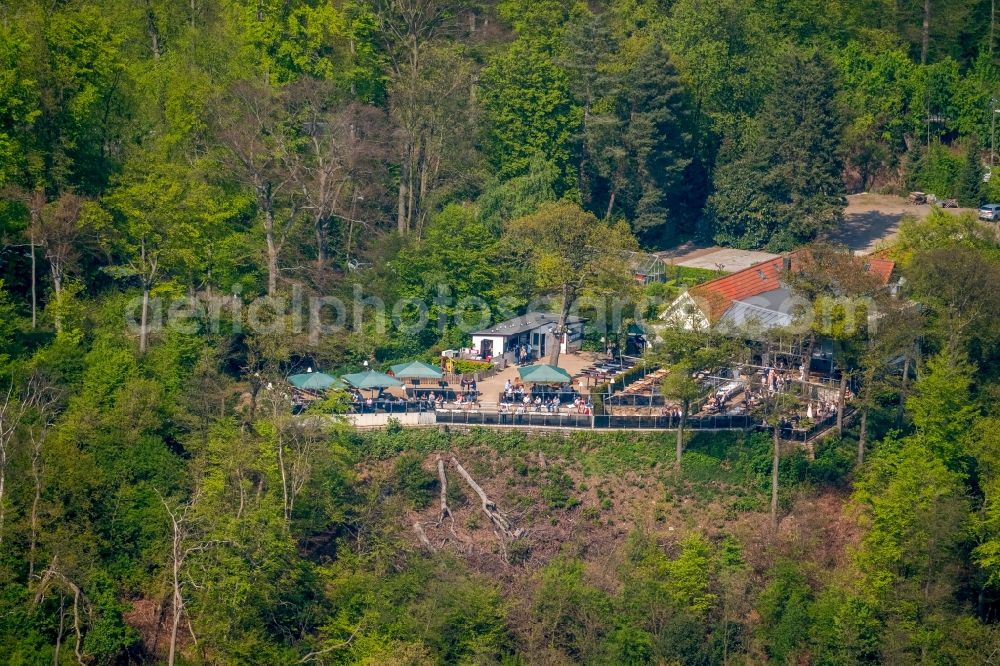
[531,332,545,358]
[481,339,493,358]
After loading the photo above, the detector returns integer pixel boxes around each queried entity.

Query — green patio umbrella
[342,370,404,391]
[390,360,443,380]
[518,364,572,384]
[287,372,344,391]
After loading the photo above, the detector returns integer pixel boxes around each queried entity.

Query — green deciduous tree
[836,39,920,192]
[653,326,738,474]
[0,23,39,187]
[906,243,1000,372]
[0,281,18,376]
[388,43,480,236]
[103,160,237,353]
[481,39,581,193]
[757,562,813,664]
[906,349,978,468]
[505,200,637,368]
[476,155,558,231]
[852,433,969,661]
[37,4,131,193]
[532,557,612,660]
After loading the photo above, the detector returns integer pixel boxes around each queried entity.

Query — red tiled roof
[688,251,895,322]
[864,257,895,284]
[689,255,795,321]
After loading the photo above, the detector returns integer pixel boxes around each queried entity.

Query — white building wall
[471,335,506,358]
[660,293,710,332]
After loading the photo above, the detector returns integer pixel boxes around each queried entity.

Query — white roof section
[655,247,780,273]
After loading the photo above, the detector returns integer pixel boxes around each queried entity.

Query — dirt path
[827,193,973,254]
[656,194,975,264]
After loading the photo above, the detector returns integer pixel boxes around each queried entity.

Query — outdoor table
[716,381,742,401]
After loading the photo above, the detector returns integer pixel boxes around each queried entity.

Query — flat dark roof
[471,312,585,338]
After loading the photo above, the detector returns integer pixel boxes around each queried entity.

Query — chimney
[782,256,791,272]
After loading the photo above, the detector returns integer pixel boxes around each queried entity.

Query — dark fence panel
[417,405,846,442]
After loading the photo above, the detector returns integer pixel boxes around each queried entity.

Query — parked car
[978,204,1000,220]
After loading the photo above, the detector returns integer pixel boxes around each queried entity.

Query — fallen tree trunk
[450,456,522,539]
[437,456,451,525]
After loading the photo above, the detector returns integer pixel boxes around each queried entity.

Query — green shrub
[807,438,855,485]
[450,358,492,375]
[908,142,962,198]
[756,561,814,664]
[681,452,724,483]
[542,469,580,510]
[507,538,532,565]
[393,453,437,508]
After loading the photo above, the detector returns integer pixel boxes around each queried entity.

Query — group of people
[499,394,593,415]
[759,362,808,396]
[459,376,478,397]
[424,391,479,409]
[808,400,840,421]
[515,343,533,366]
[500,378,591,414]
[705,394,728,413]
[503,378,525,400]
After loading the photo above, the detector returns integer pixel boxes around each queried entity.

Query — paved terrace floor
[475,351,605,399]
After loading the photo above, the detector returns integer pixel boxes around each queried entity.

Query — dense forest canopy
[3,0,1000,263]
[0,0,999,664]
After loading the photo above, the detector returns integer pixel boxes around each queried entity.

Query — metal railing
[349,399,436,414]
[435,410,595,428]
[776,408,851,443]
[434,408,755,431]
[343,399,851,443]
